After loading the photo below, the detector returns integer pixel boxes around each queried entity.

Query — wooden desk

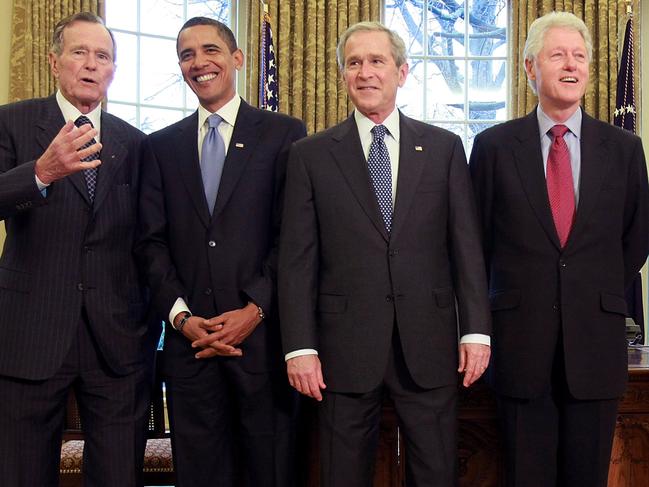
[301,346,649,486]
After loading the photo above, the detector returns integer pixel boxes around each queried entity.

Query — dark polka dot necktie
[367,124,393,232]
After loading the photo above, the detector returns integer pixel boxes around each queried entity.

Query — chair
[59,359,175,486]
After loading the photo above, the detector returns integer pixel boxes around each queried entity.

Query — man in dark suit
[278,21,491,486]
[0,12,154,487]
[469,11,649,487]
[135,17,306,487]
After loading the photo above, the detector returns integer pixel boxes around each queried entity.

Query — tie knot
[549,124,569,139]
[207,113,223,129]
[75,115,93,128]
[371,124,388,141]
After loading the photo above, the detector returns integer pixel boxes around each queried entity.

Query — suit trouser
[165,357,298,487]
[0,311,150,487]
[498,341,619,487]
[318,329,458,487]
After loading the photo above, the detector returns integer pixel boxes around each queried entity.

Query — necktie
[201,113,226,215]
[546,124,575,247]
[74,115,99,202]
[368,125,393,232]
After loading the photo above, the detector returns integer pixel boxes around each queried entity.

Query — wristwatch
[172,311,192,332]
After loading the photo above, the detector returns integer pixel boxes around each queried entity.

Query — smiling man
[469,12,649,487]
[278,21,491,486]
[135,16,306,487]
[0,12,155,487]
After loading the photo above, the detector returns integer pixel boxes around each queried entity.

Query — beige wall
[0,0,11,246]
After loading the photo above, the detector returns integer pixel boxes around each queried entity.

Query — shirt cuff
[285,349,318,361]
[35,173,49,190]
[460,333,491,346]
[169,297,191,326]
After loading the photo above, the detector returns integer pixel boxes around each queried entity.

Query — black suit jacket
[0,95,151,380]
[278,112,491,394]
[135,100,306,377]
[469,108,649,400]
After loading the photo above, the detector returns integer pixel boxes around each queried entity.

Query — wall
[0,0,11,246]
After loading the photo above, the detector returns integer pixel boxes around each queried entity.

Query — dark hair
[176,17,238,55]
[51,12,117,62]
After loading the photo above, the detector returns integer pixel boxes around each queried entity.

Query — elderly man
[469,11,649,487]
[0,12,153,487]
[135,17,306,487]
[279,21,491,486]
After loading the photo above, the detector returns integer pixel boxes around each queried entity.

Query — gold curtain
[246,0,381,134]
[9,0,105,102]
[510,0,639,120]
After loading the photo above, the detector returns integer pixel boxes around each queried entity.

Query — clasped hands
[178,302,262,359]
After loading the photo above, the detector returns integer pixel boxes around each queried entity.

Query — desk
[300,346,649,486]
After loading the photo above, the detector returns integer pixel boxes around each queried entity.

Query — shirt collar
[198,95,241,130]
[537,104,582,140]
[56,90,102,131]
[354,107,400,143]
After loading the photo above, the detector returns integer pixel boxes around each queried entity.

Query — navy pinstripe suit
[0,95,157,486]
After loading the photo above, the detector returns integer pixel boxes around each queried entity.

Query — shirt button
[208,240,216,247]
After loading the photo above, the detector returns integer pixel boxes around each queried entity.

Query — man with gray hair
[279,21,491,486]
[470,11,649,487]
[0,12,154,486]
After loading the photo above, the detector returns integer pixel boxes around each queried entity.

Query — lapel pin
[235,142,245,148]
[415,146,423,151]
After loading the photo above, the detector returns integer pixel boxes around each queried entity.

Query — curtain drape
[510,0,639,121]
[246,0,381,134]
[9,0,105,102]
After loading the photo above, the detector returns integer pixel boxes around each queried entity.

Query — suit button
[559,260,566,267]
[386,295,393,302]
[389,249,399,257]
[553,303,559,311]
[77,283,84,291]
[84,246,92,252]
[204,288,212,295]
[208,240,216,248]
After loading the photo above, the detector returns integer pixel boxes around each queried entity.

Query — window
[385,0,508,152]
[105,0,233,133]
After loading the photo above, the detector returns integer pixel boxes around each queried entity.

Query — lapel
[567,112,610,246]
[330,116,389,241]
[511,109,562,249]
[390,113,427,241]
[211,101,264,220]
[174,112,212,228]
[91,112,127,212]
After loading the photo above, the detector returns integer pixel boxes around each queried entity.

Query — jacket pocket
[317,294,347,313]
[600,292,628,316]
[489,289,521,311]
[0,266,30,293]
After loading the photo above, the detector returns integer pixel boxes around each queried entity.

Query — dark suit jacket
[0,95,150,380]
[469,108,649,400]
[135,100,306,377]
[278,112,491,394]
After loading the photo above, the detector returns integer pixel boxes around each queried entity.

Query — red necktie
[546,125,575,247]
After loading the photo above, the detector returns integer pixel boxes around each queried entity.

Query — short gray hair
[337,21,407,70]
[523,11,592,94]
[51,12,116,62]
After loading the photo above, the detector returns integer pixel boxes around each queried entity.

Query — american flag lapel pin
[235,142,245,148]
[415,145,423,151]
